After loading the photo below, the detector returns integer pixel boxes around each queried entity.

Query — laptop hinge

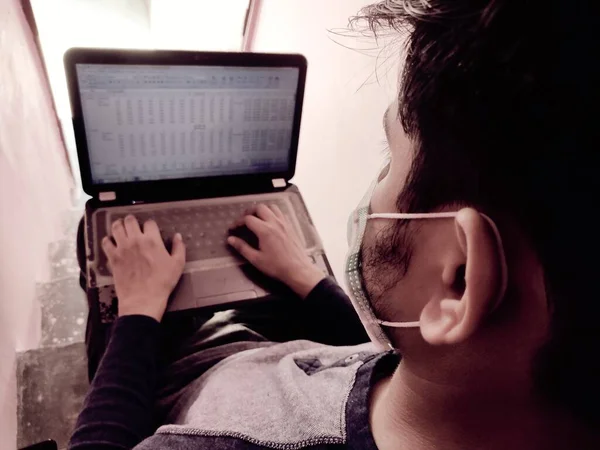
[272,178,287,188]
[99,191,116,202]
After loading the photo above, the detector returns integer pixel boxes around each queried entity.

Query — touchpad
[191,266,259,301]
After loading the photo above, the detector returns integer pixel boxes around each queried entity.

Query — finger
[170,233,186,267]
[101,236,117,259]
[270,204,299,241]
[255,204,277,222]
[270,204,286,221]
[230,214,248,230]
[289,224,304,244]
[111,219,127,246]
[244,215,270,237]
[227,236,260,264]
[229,207,257,230]
[142,219,161,241]
[124,215,142,238]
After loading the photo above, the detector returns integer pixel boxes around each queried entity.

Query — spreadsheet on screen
[75,64,300,184]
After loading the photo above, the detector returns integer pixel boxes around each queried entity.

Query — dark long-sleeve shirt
[69,278,396,450]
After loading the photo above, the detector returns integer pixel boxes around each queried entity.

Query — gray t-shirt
[142,335,397,449]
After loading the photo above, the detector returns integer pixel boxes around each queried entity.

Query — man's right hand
[102,215,186,322]
[227,204,326,299]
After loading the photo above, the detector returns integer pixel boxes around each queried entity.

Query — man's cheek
[360,226,394,302]
[370,179,395,214]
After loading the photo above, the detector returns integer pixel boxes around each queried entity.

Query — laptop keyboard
[96,199,290,276]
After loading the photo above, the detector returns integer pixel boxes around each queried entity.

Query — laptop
[64,48,332,322]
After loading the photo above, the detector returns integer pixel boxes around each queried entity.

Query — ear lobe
[419,208,503,346]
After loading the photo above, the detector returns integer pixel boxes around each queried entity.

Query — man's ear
[419,208,503,345]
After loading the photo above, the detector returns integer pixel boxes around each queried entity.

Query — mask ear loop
[368,212,459,220]
[366,212,508,331]
[376,320,421,328]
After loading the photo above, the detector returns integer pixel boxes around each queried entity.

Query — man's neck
[369,361,594,450]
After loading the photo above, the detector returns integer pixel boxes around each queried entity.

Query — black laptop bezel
[64,48,307,201]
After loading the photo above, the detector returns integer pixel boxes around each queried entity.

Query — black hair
[353,0,600,425]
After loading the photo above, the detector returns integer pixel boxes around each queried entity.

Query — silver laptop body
[65,48,332,321]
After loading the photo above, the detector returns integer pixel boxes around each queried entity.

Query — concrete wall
[0,1,73,447]
[252,0,402,282]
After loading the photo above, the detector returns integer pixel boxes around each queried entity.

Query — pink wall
[251,0,401,282]
[0,0,73,446]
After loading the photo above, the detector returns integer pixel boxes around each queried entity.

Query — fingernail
[175,233,182,240]
[227,236,235,245]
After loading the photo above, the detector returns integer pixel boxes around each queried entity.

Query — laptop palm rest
[168,266,264,312]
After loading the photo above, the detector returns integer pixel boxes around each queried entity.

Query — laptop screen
[75,63,300,185]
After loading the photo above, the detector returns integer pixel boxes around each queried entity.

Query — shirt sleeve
[69,315,161,450]
[301,277,370,346]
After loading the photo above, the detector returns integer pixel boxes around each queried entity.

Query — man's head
[352,0,600,424]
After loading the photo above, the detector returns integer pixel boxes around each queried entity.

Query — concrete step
[36,277,87,349]
[48,207,83,281]
[17,343,88,450]
[16,200,90,449]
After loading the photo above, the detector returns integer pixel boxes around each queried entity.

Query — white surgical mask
[344,167,508,351]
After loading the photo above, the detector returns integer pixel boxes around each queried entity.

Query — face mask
[344,167,508,351]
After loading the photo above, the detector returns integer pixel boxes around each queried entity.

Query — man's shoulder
[153,340,390,450]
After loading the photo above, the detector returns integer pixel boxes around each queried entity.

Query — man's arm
[302,277,370,345]
[70,215,186,449]
[69,316,160,449]
[228,204,369,345]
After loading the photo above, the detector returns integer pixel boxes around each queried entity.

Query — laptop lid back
[64,48,307,200]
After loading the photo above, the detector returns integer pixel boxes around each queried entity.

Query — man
[69,1,600,449]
